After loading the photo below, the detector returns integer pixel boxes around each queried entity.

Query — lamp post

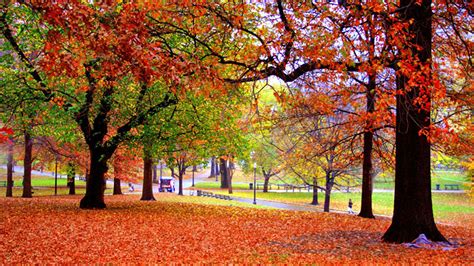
[192,165,195,187]
[215,157,218,182]
[253,162,257,205]
[54,155,58,196]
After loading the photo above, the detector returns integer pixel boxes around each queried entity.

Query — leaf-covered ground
[1,194,472,264]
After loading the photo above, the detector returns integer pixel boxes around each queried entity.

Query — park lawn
[195,181,251,190]
[0,186,130,197]
[0,187,270,210]
[374,170,469,190]
[229,191,474,227]
[0,169,87,187]
[0,194,472,264]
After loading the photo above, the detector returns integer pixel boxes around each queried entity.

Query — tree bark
[323,187,331,212]
[263,175,270,193]
[323,171,334,212]
[22,131,33,198]
[68,164,76,195]
[311,176,318,205]
[113,178,122,195]
[209,156,216,177]
[359,73,376,219]
[141,154,156,201]
[219,158,228,188]
[178,169,184,196]
[6,138,13,197]
[214,159,219,177]
[227,161,233,194]
[79,149,108,209]
[383,0,446,243]
[152,164,157,183]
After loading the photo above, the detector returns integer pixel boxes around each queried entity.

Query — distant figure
[348,199,354,214]
[128,183,134,192]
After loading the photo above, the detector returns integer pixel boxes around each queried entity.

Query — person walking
[348,199,354,214]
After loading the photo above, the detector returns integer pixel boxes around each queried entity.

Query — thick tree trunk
[141,155,155,201]
[383,0,446,243]
[227,168,233,194]
[219,158,228,189]
[311,176,318,205]
[6,138,13,197]
[178,174,183,196]
[323,173,333,212]
[209,156,216,177]
[323,189,331,212]
[214,160,219,177]
[22,131,33,198]
[263,176,270,193]
[68,165,76,195]
[113,178,122,195]
[79,150,108,209]
[152,164,157,183]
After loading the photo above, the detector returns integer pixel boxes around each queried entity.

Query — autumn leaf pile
[1,195,472,264]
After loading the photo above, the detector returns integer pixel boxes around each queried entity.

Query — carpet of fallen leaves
[1,194,472,264]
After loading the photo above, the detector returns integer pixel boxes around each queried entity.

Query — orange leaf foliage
[0,195,472,264]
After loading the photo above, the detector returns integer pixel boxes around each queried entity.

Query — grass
[222,190,474,227]
[194,181,251,190]
[374,170,469,190]
[0,186,272,210]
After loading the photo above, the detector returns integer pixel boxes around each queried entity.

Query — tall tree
[382,0,446,243]
[1,2,220,208]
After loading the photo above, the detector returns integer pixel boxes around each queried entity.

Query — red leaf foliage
[0,127,13,143]
[0,195,472,264]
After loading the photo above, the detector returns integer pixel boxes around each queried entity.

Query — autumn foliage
[0,195,472,264]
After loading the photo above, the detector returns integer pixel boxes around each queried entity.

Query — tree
[66,162,76,195]
[382,0,445,243]
[2,2,220,208]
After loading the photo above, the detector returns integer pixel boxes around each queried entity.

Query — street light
[54,155,58,196]
[250,150,256,205]
[215,158,218,182]
[192,165,195,187]
[253,162,257,205]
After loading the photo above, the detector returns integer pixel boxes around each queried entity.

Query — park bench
[444,184,460,190]
[196,190,232,200]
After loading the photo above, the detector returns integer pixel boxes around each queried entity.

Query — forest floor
[1,194,472,264]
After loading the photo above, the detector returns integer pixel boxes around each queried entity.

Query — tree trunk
[6,138,13,197]
[311,176,318,205]
[263,175,270,193]
[152,164,157,183]
[68,164,76,195]
[214,160,219,177]
[79,149,108,209]
[209,156,216,177]
[227,166,233,195]
[383,0,446,243]
[178,173,184,196]
[22,131,33,198]
[141,154,155,201]
[113,178,122,195]
[219,158,228,188]
[323,189,331,212]
[323,173,333,212]
[359,73,376,219]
